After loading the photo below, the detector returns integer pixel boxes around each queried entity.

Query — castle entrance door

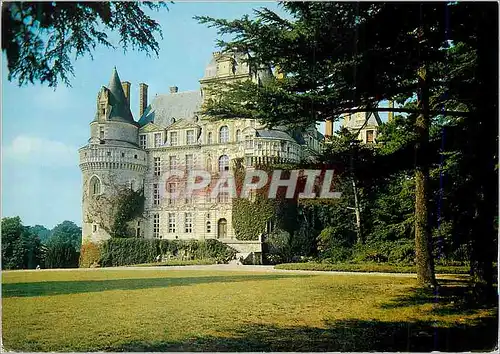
[218,218,227,239]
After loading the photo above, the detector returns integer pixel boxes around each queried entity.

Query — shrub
[98,238,236,267]
[79,242,101,268]
[264,229,293,264]
[44,240,79,268]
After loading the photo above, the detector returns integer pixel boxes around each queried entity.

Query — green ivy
[111,188,145,238]
[98,238,236,267]
[231,159,299,240]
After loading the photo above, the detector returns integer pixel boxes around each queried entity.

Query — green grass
[2,268,497,352]
[131,258,218,267]
[275,262,470,274]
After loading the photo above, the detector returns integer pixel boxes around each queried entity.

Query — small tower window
[99,127,105,140]
[90,176,101,195]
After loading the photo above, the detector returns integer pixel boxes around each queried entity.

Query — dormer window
[154,133,162,147]
[170,132,178,146]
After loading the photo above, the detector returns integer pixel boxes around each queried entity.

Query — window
[206,221,211,233]
[218,155,229,172]
[92,224,98,233]
[169,156,177,170]
[154,133,162,147]
[107,151,111,156]
[130,180,136,190]
[245,137,254,149]
[167,182,177,205]
[184,213,193,233]
[168,213,176,233]
[170,131,178,146]
[153,183,160,205]
[153,214,160,238]
[186,130,195,145]
[219,126,229,143]
[185,154,194,170]
[139,135,147,149]
[207,132,213,144]
[154,157,161,176]
[136,221,141,238]
[366,130,374,143]
[100,127,105,140]
[90,176,101,195]
[217,191,230,203]
[236,129,242,142]
[206,157,212,172]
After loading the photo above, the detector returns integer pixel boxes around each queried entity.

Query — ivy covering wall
[79,238,236,267]
[232,159,300,240]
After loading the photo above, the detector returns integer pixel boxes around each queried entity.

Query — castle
[79,52,324,248]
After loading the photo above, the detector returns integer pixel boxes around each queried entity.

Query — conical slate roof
[106,67,135,124]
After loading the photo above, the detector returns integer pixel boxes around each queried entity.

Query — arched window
[218,155,229,172]
[206,157,212,172]
[207,132,213,144]
[236,129,242,142]
[90,176,101,195]
[217,218,227,239]
[219,126,229,143]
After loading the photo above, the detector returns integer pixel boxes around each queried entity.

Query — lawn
[275,262,471,274]
[2,268,497,352]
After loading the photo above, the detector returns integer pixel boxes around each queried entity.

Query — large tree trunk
[414,66,437,287]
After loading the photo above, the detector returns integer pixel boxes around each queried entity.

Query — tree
[196,2,497,288]
[1,217,43,269]
[28,224,51,244]
[50,220,82,252]
[2,2,170,87]
[44,239,79,269]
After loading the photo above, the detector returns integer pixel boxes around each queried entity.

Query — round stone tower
[79,68,147,243]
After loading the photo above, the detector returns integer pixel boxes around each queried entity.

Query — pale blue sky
[2,2,283,228]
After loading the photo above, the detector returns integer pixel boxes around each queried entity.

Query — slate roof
[138,90,202,128]
[106,68,135,124]
[256,129,296,143]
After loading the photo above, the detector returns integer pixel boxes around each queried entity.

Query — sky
[2,2,286,229]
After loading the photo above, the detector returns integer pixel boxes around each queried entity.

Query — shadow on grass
[113,316,498,352]
[2,274,311,298]
[380,277,499,316]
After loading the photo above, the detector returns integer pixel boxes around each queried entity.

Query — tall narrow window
[206,157,212,172]
[154,133,162,147]
[185,154,194,170]
[167,182,177,205]
[184,213,193,233]
[206,221,211,233]
[139,134,147,149]
[218,155,229,172]
[169,156,177,170]
[207,132,213,144]
[90,176,101,195]
[154,157,161,176]
[236,129,242,142]
[168,213,176,233]
[170,131,178,146]
[186,130,195,145]
[136,220,141,238]
[99,127,105,140]
[219,126,229,143]
[366,130,374,143]
[153,183,160,205]
[153,214,160,238]
[245,136,254,149]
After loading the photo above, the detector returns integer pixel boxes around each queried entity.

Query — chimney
[169,86,178,94]
[388,100,394,122]
[139,83,148,118]
[325,119,334,138]
[121,81,131,107]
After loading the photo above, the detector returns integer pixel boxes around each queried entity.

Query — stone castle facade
[79,52,323,245]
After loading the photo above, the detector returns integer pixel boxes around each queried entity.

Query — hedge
[79,238,237,267]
